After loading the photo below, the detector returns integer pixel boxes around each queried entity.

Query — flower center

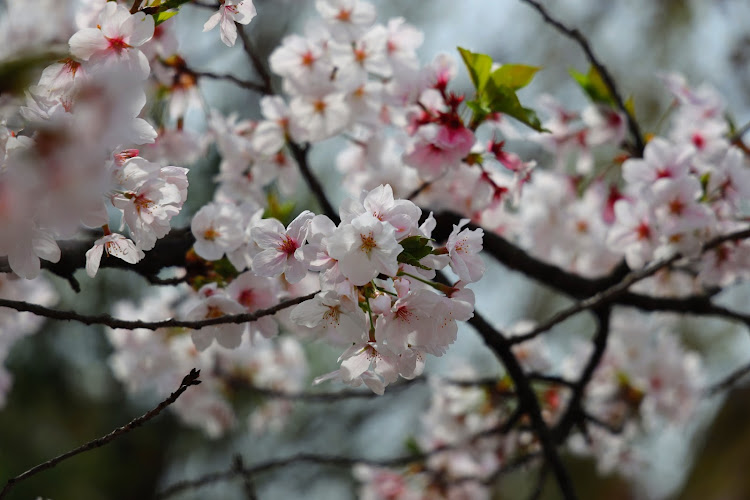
[106,36,131,53]
[278,236,298,256]
[360,232,377,255]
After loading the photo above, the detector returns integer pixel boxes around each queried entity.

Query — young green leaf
[458,47,493,92]
[490,64,541,91]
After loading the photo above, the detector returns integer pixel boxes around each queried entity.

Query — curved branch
[0,292,317,331]
[553,307,611,441]
[0,369,202,499]
[518,0,645,156]
[0,228,195,292]
[508,226,750,345]
[158,421,527,499]
[193,70,269,94]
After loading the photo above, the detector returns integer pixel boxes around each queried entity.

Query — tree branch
[0,292,317,331]
[706,362,750,396]
[518,0,645,156]
[0,369,202,499]
[466,309,578,500]
[0,228,195,292]
[158,420,525,499]
[553,307,611,441]
[288,142,341,224]
[193,70,269,94]
[508,226,750,345]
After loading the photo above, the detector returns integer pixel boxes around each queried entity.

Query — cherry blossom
[251,210,314,283]
[85,233,144,278]
[69,2,154,79]
[203,0,257,47]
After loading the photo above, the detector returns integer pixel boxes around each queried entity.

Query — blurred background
[3,0,750,498]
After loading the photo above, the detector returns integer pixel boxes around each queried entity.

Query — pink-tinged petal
[193,238,225,261]
[220,12,238,47]
[69,29,108,60]
[290,297,326,327]
[284,256,307,284]
[252,249,287,277]
[99,3,130,37]
[203,11,222,32]
[251,218,286,248]
[125,12,154,46]
[313,369,342,385]
[134,50,151,79]
[253,316,279,338]
[190,329,214,351]
[360,372,385,395]
[128,117,157,144]
[32,231,61,263]
[286,210,314,243]
[8,242,40,280]
[234,1,257,24]
[215,324,245,349]
[340,350,371,381]
[85,244,104,278]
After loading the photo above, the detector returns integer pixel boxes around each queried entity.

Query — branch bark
[0,369,202,499]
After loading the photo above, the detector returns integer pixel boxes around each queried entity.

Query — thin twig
[509,226,750,345]
[0,369,202,499]
[518,0,645,156]
[0,292,317,331]
[236,23,273,94]
[288,142,341,224]
[706,362,750,396]
[158,420,520,499]
[193,70,269,94]
[466,309,578,500]
[553,307,611,441]
[233,455,258,500]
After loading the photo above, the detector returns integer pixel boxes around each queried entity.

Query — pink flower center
[278,236,298,256]
[238,289,254,308]
[106,36,131,53]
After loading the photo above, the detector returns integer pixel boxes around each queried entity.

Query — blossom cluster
[189,184,484,394]
[107,286,307,437]
[0,2,188,279]
[356,308,704,497]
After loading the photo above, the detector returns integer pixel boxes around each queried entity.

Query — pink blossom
[251,211,314,283]
[203,0,257,47]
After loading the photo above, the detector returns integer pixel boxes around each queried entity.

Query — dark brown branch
[706,362,750,396]
[0,228,195,292]
[508,226,750,345]
[193,70,269,94]
[518,0,645,156]
[289,141,341,224]
[158,420,522,499]
[0,369,202,499]
[0,292,317,331]
[432,211,630,300]
[236,23,273,94]
[233,455,258,500]
[553,307,611,441]
[466,309,578,500]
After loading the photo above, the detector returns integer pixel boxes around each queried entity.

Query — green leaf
[485,79,545,132]
[264,192,296,224]
[458,47,493,92]
[458,47,544,132]
[569,66,615,105]
[154,10,178,25]
[490,64,541,91]
[397,236,433,270]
